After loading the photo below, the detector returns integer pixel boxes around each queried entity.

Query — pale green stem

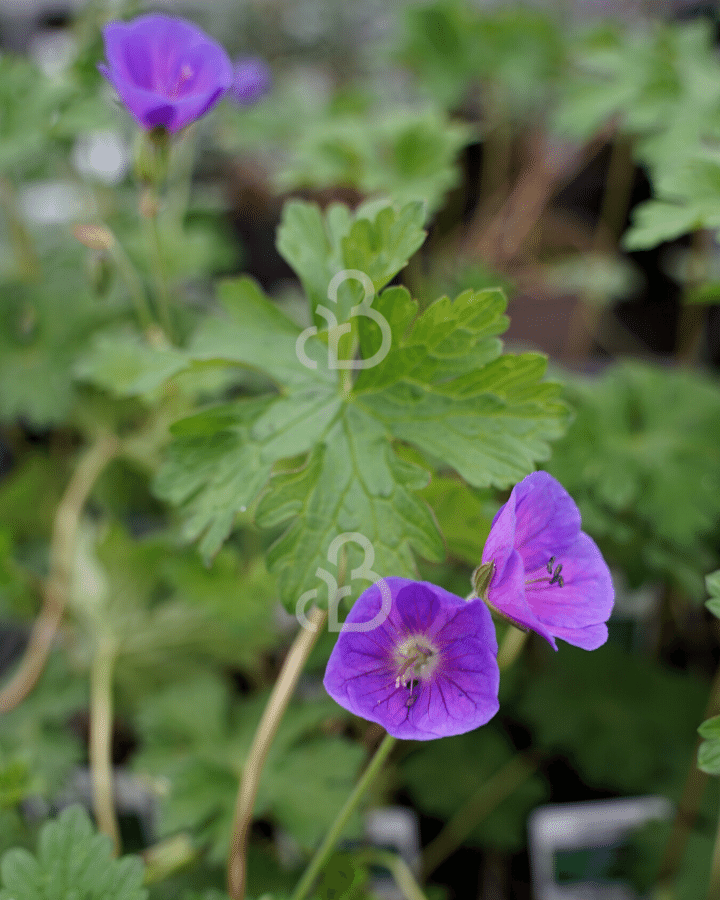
[227,606,328,900]
[0,434,118,713]
[109,238,153,331]
[363,849,428,900]
[144,200,174,341]
[290,733,398,900]
[90,638,120,855]
[496,625,528,670]
[421,752,537,881]
[143,834,198,884]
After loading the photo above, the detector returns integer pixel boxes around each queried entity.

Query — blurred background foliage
[2,1,720,899]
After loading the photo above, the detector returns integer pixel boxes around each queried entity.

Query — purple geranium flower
[230,56,272,106]
[98,14,233,133]
[324,578,500,741]
[478,471,614,651]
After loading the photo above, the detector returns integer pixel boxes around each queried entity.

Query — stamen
[526,557,565,589]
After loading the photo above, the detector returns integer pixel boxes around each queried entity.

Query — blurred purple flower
[98,14,233,133]
[324,578,500,740]
[230,56,271,106]
[479,471,614,651]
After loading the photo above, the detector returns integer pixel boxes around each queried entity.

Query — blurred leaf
[75,331,188,400]
[0,652,86,801]
[0,805,146,900]
[419,476,495,566]
[134,687,362,861]
[698,715,720,775]
[277,107,471,217]
[514,643,707,796]
[401,726,547,851]
[546,363,720,599]
[706,570,720,618]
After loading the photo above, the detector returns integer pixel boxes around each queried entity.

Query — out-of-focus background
[2,2,720,899]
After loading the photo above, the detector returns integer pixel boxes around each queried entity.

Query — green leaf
[705,570,720,619]
[546,363,720,599]
[698,715,720,775]
[356,288,568,487]
[514,643,707,796]
[154,389,341,563]
[75,331,189,399]
[276,200,426,324]
[189,276,332,388]
[623,200,711,251]
[256,406,445,609]
[401,727,547,851]
[135,689,362,861]
[0,805,147,900]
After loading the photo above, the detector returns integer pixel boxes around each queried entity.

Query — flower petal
[324,578,500,740]
[487,550,559,650]
[526,532,614,633]
[512,471,581,571]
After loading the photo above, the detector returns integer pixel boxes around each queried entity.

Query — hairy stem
[0,433,118,713]
[227,605,328,900]
[290,732,397,900]
[421,752,537,880]
[90,638,120,855]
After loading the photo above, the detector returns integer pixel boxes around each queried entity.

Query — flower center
[525,555,565,588]
[394,635,439,700]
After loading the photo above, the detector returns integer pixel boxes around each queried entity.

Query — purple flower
[230,57,272,106]
[478,471,614,651]
[323,578,500,741]
[98,14,233,133]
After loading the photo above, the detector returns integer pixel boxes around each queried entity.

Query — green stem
[421,751,537,880]
[90,638,120,855]
[290,732,398,900]
[496,625,528,670]
[109,238,154,332]
[142,191,174,341]
[362,850,428,900]
[0,434,118,713]
[227,606,328,900]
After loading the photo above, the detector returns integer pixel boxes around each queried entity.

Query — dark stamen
[549,563,563,586]
[546,556,556,574]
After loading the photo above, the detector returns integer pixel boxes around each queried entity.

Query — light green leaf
[705,570,720,619]
[698,715,720,775]
[276,200,426,324]
[0,805,146,900]
[256,406,445,610]
[75,331,189,399]
[189,276,332,388]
